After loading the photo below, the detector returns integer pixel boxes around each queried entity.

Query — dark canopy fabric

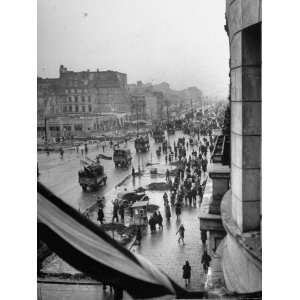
[37,182,187,298]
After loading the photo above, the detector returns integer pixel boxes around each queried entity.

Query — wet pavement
[39,130,213,297]
[38,132,179,212]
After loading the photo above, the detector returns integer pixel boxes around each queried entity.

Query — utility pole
[136,98,139,137]
[44,116,47,144]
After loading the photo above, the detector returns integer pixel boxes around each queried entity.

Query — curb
[84,173,132,214]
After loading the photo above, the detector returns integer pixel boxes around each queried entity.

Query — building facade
[37,66,130,139]
[128,82,164,121]
[200,0,261,295]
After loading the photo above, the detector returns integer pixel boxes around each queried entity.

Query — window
[69,106,72,112]
[88,105,92,112]
[65,89,68,94]
[63,106,67,112]
[88,96,91,102]
[77,89,81,93]
[68,96,72,102]
[75,105,79,112]
[82,96,85,102]
[75,96,78,102]
[71,88,75,93]
[82,106,85,112]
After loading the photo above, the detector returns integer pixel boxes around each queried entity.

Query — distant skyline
[38,0,229,97]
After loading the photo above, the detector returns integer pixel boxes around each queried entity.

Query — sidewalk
[38,133,213,298]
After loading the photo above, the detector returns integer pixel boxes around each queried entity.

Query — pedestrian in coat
[157,211,163,230]
[59,147,64,159]
[163,192,169,206]
[175,202,181,220]
[201,250,211,274]
[198,185,203,203]
[176,224,185,245]
[165,203,171,221]
[201,229,207,249]
[97,207,104,225]
[119,203,125,222]
[182,261,191,287]
[149,216,156,233]
[136,227,142,245]
[112,201,119,223]
[166,169,170,182]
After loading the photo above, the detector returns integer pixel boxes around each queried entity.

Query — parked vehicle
[113,148,132,168]
[117,191,149,208]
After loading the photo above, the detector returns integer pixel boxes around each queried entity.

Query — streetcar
[153,128,165,143]
[135,135,150,152]
[113,148,132,168]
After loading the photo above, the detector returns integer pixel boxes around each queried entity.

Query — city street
[39,130,212,293]
[38,130,188,212]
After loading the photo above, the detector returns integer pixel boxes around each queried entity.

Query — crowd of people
[78,128,215,292]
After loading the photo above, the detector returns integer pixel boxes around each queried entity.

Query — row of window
[67,95,92,103]
[63,105,92,113]
[65,87,123,95]
[66,88,88,94]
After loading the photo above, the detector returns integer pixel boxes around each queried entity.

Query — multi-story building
[128,82,164,121]
[130,95,147,121]
[37,66,130,140]
[200,0,261,296]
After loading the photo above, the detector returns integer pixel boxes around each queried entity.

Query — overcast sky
[38,0,229,97]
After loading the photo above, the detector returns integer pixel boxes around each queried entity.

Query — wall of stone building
[226,0,261,232]
[145,95,159,120]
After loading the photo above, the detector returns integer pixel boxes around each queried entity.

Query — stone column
[208,166,230,215]
[230,1,261,232]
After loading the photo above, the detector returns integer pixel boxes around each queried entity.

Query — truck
[78,160,107,191]
[135,135,150,152]
[113,148,132,168]
[153,128,165,143]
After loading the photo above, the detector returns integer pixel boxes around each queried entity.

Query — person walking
[165,169,170,182]
[136,227,142,246]
[119,203,125,222]
[201,250,211,274]
[182,261,192,287]
[59,147,64,159]
[149,215,156,233]
[157,211,163,230]
[175,201,182,220]
[201,229,207,249]
[97,207,104,225]
[112,200,119,223]
[163,192,169,206]
[176,224,185,245]
[198,185,203,204]
[165,203,171,222]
